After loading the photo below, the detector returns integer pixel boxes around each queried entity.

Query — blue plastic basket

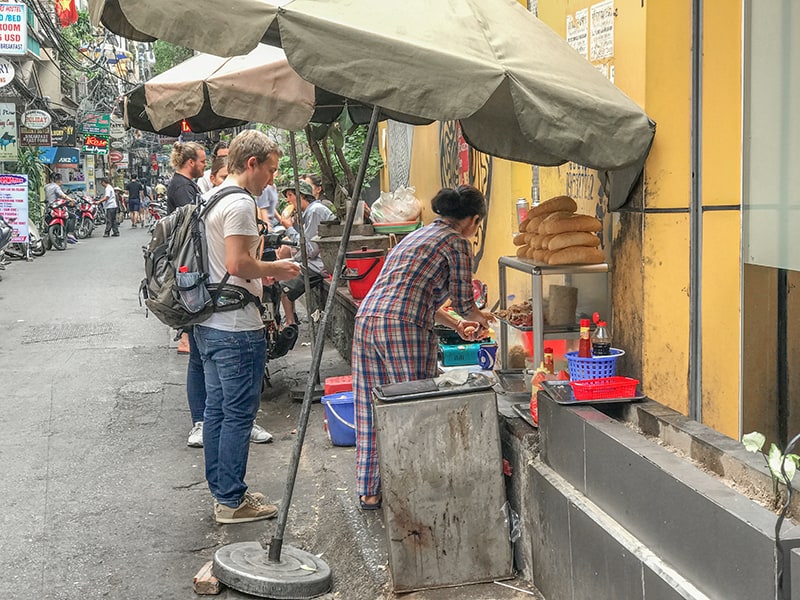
[566,349,625,381]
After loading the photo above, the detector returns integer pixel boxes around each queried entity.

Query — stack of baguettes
[513,195,604,265]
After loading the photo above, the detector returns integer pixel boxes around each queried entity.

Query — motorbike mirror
[272,225,287,236]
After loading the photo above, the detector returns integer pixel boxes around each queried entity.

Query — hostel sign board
[0,4,26,56]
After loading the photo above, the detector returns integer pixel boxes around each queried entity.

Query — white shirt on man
[199,181,263,332]
[102,184,117,209]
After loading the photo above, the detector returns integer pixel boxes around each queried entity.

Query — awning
[39,147,80,167]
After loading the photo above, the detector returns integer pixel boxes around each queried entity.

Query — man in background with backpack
[193,130,299,524]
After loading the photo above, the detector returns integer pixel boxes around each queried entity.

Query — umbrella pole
[267,105,381,562]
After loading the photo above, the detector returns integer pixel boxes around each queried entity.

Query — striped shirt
[356,219,475,328]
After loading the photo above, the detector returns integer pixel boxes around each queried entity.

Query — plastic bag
[371,186,421,223]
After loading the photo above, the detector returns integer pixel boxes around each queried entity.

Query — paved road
[0,223,540,599]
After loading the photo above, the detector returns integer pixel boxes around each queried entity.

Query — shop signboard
[117,152,129,169]
[0,102,17,160]
[0,173,28,243]
[22,110,51,130]
[109,118,125,140]
[85,154,96,195]
[51,121,75,146]
[80,112,111,136]
[82,134,109,155]
[108,150,123,164]
[19,126,50,146]
[0,4,27,57]
[0,57,14,88]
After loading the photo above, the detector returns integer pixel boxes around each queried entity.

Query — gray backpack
[139,186,261,328]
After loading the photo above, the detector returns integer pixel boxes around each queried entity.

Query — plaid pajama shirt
[351,220,475,497]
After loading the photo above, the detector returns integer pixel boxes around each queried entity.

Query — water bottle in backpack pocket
[176,266,211,313]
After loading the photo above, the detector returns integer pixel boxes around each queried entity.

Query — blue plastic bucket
[321,392,356,446]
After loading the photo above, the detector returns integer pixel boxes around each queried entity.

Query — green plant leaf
[768,444,797,482]
[742,431,766,453]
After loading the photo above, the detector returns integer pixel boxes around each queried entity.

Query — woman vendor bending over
[352,185,495,510]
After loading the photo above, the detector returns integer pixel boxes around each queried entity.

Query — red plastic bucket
[343,247,385,299]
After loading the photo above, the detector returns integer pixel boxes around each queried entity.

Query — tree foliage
[153,41,194,76]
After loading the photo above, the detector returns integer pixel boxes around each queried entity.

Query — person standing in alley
[45,173,78,244]
[351,185,493,510]
[166,141,206,215]
[193,129,299,524]
[197,140,229,194]
[167,141,206,353]
[185,155,274,449]
[99,177,119,238]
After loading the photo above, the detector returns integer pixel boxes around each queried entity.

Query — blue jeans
[194,325,266,507]
[187,329,206,423]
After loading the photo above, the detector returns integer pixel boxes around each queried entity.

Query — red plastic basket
[569,376,640,400]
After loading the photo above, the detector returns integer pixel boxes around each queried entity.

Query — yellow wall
[391,0,743,439]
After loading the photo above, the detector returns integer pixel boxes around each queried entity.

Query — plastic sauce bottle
[543,346,554,374]
[592,320,612,356]
[578,318,592,358]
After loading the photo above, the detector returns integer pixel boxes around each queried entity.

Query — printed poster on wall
[590,0,615,62]
[0,102,17,160]
[0,173,28,243]
[566,9,588,59]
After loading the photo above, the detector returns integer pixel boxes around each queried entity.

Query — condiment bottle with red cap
[591,312,612,356]
[578,318,592,358]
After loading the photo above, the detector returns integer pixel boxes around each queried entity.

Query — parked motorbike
[94,200,107,226]
[3,218,46,260]
[146,200,167,233]
[260,225,299,388]
[43,198,70,251]
[75,196,97,239]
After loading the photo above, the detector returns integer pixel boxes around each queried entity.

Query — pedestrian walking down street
[351,186,493,510]
[192,130,299,524]
[99,177,119,237]
[185,156,273,449]
[125,176,144,228]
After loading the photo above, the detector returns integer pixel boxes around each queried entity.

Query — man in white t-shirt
[193,130,299,525]
[99,177,119,237]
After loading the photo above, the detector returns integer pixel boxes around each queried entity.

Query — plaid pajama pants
[352,316,438,497]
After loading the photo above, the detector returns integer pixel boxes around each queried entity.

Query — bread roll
[528,233,542,248]
[516,245,529,257]
[537,211,574,234]
[525,215,544,233]
[542,214,603,235]
[526,245,538,259]
[518,216,532,233]
[547,246,605,265]
[513,233,527,246]
[548,231,601,251]
[540,234,555,249]
[529,195,578,219]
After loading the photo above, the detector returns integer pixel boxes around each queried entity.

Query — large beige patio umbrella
[92,0,655,207]
[126,44,315,134]
[124,44,431,135]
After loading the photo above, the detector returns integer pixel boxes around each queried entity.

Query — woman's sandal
[359,495,382,510]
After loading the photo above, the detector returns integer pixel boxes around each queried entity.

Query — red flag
[55,0,78,27]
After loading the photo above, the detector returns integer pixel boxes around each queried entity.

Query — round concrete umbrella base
[214,542,332,599]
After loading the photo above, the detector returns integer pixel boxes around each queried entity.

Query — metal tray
[511,402,538,428]
[540,380,646,405]
[495,369,529,396]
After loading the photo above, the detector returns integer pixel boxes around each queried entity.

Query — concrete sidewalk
[0,224,540,599]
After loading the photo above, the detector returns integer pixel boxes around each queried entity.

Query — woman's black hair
[431,185,486,221]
